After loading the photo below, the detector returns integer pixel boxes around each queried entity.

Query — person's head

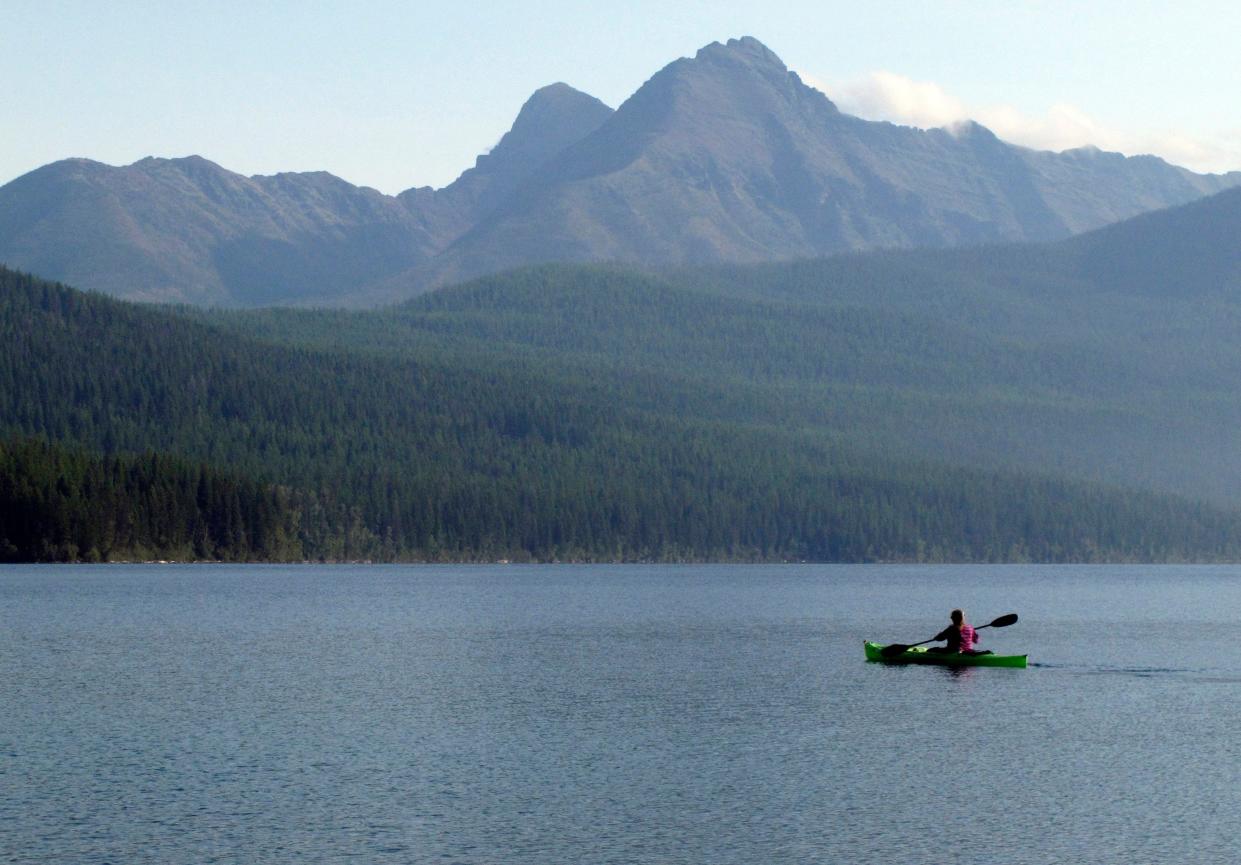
[950,609,964,626]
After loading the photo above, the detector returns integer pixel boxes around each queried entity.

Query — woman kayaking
[927,609,991,655]
[869,611,1021,664]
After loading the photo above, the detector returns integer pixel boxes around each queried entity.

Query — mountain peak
[945,119,1002,144]
[525,81,599,107]
[404,81,614,236]
[465,83,611,181]
[6,37,1241,309]
[606,35,835,131]
[695,36,786,70]
[134,154,222,170]
[499,83,612,159]
[644,35,838,119]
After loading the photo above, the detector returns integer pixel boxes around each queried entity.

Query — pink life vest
[959,624,979,652]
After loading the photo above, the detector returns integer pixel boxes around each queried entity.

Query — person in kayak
[927,609,991,655]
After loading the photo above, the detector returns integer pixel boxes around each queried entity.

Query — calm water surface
[3,564,1241,864]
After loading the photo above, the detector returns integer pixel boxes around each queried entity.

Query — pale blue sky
[4,1,1240,193]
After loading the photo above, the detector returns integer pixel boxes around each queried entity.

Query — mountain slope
[6,264,1241,562]
[382,37,1237,300]
[0,437,306,562]
[2,37,1237,307]
[196,184,1241,506]
[0,155,443,305]
[0,85,613,307]
[1058,186,1241,296]
[400,83,614,239]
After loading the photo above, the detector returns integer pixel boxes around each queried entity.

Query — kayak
[865,641,1028,668]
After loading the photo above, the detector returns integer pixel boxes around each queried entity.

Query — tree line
[7,264,1241,563]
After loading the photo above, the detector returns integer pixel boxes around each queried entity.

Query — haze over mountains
[199,184,1241,509]
[2,36,1238,307]
[8,181,1241,562]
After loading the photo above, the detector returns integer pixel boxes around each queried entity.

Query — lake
[3,564,1240,863]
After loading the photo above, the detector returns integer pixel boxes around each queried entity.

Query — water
[3,564,1241,864]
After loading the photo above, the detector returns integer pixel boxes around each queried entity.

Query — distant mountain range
[2,36,1238,307]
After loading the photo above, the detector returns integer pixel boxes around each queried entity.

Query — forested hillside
[5,265,1240,562]
[0,437,305,562]
[202,233,1241,508]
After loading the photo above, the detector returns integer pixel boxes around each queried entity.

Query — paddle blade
[987,613,1019,628]
[879,643,912,658]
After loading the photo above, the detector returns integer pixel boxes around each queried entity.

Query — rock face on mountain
[400,83,614,240]
[1,36,1238,306]
[0,155,446,305]
[388,37,1237,299]
[0,85,613,307]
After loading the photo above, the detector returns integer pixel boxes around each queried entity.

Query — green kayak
[865,641,1028,668]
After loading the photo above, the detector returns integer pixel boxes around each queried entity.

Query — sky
[4,1,1240,195]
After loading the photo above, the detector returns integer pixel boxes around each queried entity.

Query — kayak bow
[865,641,1027,668]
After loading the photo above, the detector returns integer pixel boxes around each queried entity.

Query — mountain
[1,36,1238,307]
[0,155,444,305]
[1059,185,1241,296]
[0,85,613,307]
[378,37,1238,300]
[400,83,614,239]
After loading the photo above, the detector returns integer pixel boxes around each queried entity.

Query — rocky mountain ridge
[2,36,1237,306]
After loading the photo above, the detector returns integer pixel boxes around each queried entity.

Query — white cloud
[825,70,968,131]
[798,69,1241,175]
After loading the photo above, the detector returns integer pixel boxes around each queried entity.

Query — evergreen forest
[5,248,1241,563]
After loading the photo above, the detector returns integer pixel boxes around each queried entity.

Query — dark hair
[950,609,964,624]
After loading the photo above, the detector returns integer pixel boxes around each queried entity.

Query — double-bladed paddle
[880,612,1019,659]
